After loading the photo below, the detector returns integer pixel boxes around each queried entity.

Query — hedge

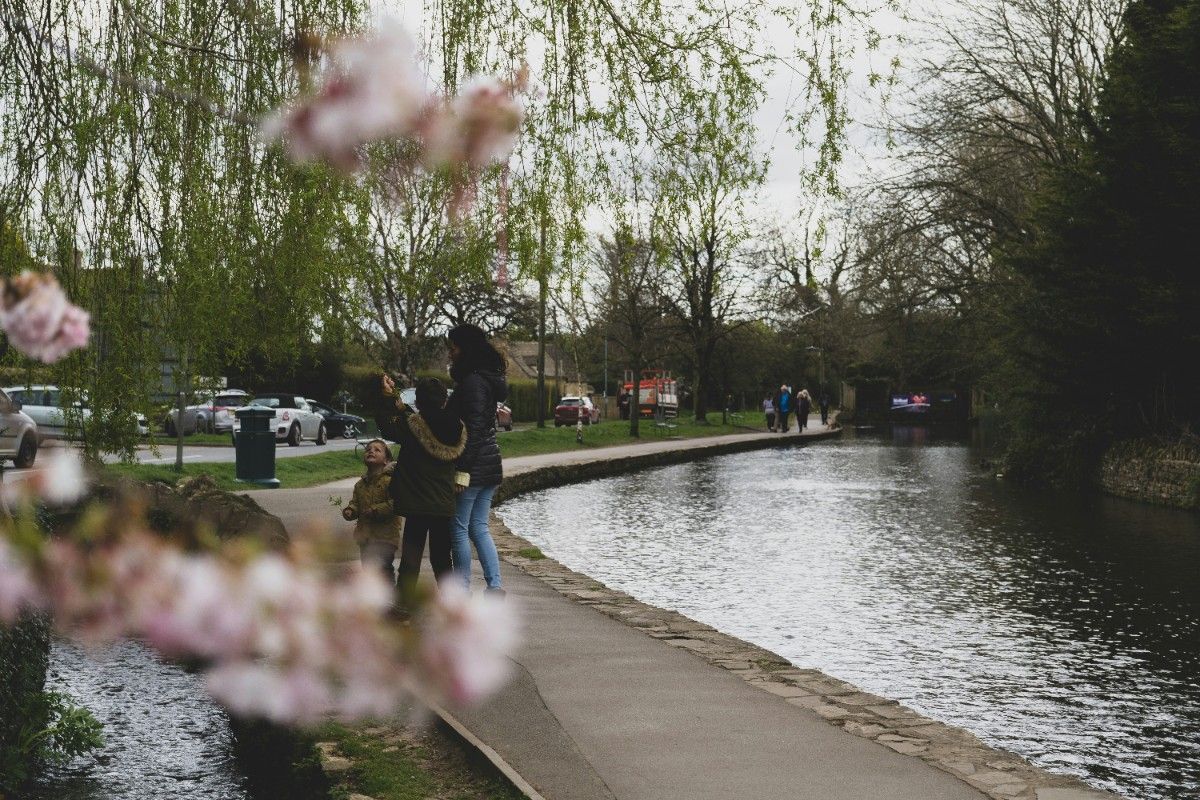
[0,613,51,791]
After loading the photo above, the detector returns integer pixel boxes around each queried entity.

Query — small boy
[376,374,467,598]
[343,439,401,582]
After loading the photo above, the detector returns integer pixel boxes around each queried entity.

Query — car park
[231,393,327,446]
[306,399,365,439]
[3,384,149,442]
[166,389,250,435]
[554,396,599,426]
[0,389,39,467]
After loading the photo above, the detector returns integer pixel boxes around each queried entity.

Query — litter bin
[234,407,280,488]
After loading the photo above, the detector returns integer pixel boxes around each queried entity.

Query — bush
[0,614,102,793]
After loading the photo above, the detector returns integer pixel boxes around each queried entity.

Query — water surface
[500,428,1200,799]
[29,640,249,799]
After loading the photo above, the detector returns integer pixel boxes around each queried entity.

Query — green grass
[496,413,754,458]
[104,414,760,492]
[144,432,236,447]
[317,722,523,800]
[516,546,546,560]
[102,449,365,491]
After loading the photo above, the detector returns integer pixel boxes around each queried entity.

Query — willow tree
[420,0,893,422]
[0,0,363,456]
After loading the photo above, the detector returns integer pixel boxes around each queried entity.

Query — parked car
[399,387,513,431]
[554,396,599,427]
[165,389,250,435]
[231,393,327,446]
[0,389,39,467]
[306,399,365,439]
[2,385,149,442]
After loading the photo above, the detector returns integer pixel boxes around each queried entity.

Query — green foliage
[0,614,50,790]
[506,378,555,423]
[1,615,103,794]
[998,0,1200,486]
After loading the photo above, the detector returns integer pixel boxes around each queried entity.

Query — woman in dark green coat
[376,375,466,597]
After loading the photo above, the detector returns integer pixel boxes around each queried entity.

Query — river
[28,640,249,799]
[498,427,1200,800]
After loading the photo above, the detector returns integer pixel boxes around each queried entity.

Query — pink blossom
[416,579,520,705]
[5,449,89,507]
[422,77,524,170]
[0,538,40,623]
[261,22,426,170]
[0,271,90,363]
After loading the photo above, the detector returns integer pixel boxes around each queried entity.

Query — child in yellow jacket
[342,438,402,583]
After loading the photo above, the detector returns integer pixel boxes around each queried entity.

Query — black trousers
[778,410,790,431]
[397,514,453,595]
[766,412,776,430]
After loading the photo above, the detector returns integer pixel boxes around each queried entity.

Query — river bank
[255,422,1131,800]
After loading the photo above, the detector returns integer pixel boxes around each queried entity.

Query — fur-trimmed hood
[408,414,467,462]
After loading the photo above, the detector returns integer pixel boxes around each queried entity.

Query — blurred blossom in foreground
[0,512,520,723]
[261,20,524,177]
[417,579,519,705]
[0,538,38,624]
[0,271,91,363]
[3,449,89,507]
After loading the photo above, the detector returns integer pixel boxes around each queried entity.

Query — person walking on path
[762,393,776,432]
[375,375,467,601]
[797,389,812,431]
[774,384,792,433]
[446,323,509,594]
[342,438,401,583]
[819,390,831,426]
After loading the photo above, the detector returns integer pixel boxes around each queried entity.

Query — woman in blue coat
[445,324,509,593]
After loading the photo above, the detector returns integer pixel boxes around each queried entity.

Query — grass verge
[104,414,762,492]
[317,719,524,800]
[101,449,364,492]
[496,413,755,458]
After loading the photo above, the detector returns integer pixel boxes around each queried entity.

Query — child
[342,439,401,582]
[376,374,467,599]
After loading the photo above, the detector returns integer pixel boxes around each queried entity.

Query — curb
[429,702,548,800]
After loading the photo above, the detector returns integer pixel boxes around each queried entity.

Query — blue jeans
[452,485,501,589]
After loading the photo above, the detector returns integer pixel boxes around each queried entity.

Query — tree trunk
[536,215,548,429]
[628,352,642,438]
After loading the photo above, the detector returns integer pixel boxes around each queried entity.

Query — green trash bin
[234,407,280,488]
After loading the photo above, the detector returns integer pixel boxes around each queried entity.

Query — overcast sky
[373,0,928,228]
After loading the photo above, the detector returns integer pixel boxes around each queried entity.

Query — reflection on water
[29,640,248,799]
[500,428,1200,800]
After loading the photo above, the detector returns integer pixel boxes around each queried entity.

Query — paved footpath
[254,420,1117,800]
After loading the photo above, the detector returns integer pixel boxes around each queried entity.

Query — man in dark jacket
[797,388,812,431]
[376,375,467,600]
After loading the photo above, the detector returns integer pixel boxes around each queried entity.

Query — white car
[231,393,328,446]
[165,389,250,435]
[0,389,39,467]
[1,385,148,442]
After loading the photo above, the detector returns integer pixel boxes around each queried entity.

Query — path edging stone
[490,429,1124,800]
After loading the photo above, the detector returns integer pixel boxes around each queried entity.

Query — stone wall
[1099,438,1200,511]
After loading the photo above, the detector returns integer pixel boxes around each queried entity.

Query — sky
[371,0,928,227]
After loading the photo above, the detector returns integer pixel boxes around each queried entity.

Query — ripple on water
[28,640,249,800]
[500,430,1200,800]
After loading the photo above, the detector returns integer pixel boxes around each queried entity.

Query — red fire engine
[621,370,679,419]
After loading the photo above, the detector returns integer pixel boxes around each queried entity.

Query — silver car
[2,385,148,442]
[0,389,39,467]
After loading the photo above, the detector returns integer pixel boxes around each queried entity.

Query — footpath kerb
[257,423,1123,800]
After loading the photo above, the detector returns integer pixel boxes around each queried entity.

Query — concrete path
[254,420,987,800]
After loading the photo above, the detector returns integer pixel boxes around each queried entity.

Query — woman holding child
[374,374,467,599]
